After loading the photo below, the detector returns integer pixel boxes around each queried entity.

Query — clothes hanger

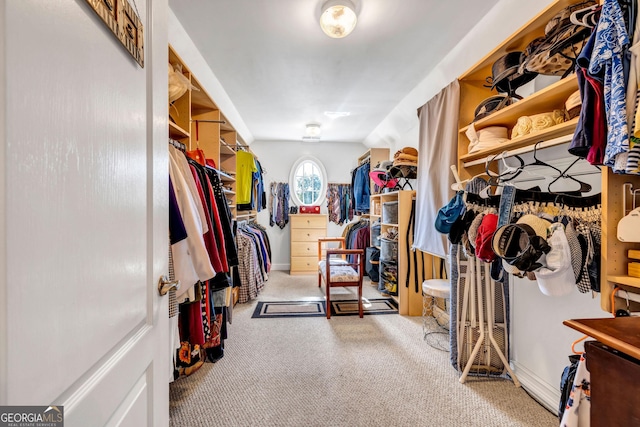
[569,4,600,27]
[485,151,525,184]
[547,157,592,194]
[571,335,589,355]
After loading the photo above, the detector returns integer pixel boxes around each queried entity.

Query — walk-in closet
[2,0,639,426]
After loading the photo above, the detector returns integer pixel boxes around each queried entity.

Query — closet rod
[462,134,573,168]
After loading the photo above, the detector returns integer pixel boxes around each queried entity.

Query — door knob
[158,275,180,296]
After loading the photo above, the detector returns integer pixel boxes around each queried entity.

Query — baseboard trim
[512,361,559,416]
[272,263,290,271]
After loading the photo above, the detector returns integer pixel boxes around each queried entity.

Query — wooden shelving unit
[358,148,391,197]
[457,0,583,181]
[169,44,254,220]
[456,0,638,314]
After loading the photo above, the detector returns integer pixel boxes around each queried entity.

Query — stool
[422,279,451,351]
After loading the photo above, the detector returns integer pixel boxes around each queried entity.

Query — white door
[0,1,170,426]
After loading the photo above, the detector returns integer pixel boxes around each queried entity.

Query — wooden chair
[318,237,364,319]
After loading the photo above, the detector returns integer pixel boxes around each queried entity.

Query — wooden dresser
[290,214,327,275]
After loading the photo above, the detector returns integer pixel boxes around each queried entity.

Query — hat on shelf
[511,110,565,139]
[390,147,418,179]
[486,51,537,95]
[472,95,517,122]
[565,89,582,120]
[434,191,466,234]
[393,147,418,165]
[369,160,398,189]
[535,224,575,297]
[466,124,510,154]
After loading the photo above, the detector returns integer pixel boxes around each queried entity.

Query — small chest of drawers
[290,214,327,275]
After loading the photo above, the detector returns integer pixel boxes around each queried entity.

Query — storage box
[380,261,398,295]
[299,205,320,214]
[380,237,398,262]
[370,221,381,247]
[382,201,398,224]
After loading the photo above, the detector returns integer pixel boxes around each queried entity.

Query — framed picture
[85,0,144,68]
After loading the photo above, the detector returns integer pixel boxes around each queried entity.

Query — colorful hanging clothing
[589,0,630,169]
[326,183,353,225]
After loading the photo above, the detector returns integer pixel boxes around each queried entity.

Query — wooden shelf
[460,117,579,163]
[169,121,190,139]
[190,76,218,110]
[607,276,640,289]
[220,141,235,156]
[459,74,578,134]
[459,0,579,82]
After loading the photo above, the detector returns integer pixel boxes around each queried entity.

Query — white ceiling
[169,0,500,144]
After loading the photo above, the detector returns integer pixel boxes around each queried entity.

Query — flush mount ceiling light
[305,123,322,137]
[320,0,358,39]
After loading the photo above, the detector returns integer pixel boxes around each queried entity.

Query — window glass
[290,156,327,206]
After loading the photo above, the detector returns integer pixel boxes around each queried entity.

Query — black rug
[251,298,398,318]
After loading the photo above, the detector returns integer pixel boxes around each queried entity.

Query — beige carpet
[169,271,557,427]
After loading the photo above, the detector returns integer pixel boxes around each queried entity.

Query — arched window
[289,156,327,206]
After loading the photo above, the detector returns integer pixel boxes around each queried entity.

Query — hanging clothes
[236,221,270,303]
[342,218,370,263]
[589,0,630,169]
[169,140,244,376]
[237,150,258,209]
[351,162,370,213]
[269,182,290,228]
[169,146,215,297]
[326,183,353,225]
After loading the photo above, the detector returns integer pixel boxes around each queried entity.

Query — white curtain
[413,80,460,257]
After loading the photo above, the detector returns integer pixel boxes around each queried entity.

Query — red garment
[205,176,228,272]
[189,164,223,273]
[178,301,205,346]
[584,72,607,165]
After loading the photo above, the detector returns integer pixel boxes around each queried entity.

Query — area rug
[251,298,398,319]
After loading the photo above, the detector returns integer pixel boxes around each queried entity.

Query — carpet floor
[169,271,557,427]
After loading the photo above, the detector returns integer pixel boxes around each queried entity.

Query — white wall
[366,0,555,155]
[250,140,368,270]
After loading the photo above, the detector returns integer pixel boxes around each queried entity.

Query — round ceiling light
[305,123,321,137]
[320,0,357,39]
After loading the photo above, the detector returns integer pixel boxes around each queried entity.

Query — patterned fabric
[575,221,594,294]
[319,262,359,282]
[236,232,264,303]
[564,220,583,282]
[589,0,630,169]
[326,184,352,225]
[560,353,590,427]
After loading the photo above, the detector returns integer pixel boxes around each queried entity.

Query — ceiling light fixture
[319,0,358,39]
[305,123,322,137]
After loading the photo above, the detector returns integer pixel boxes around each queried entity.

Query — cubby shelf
[169,44,252,220]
